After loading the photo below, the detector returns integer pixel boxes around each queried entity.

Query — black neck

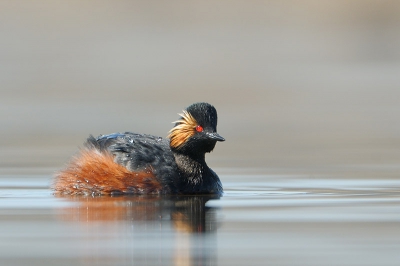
[172,151,211,192]
[171,145,222,195]
[173,151,208,176]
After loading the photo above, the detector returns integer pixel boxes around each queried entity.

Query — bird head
[168,102,224,154]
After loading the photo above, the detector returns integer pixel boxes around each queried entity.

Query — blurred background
[1,0,399,178]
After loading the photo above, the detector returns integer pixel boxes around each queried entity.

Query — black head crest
[185,102,218,131]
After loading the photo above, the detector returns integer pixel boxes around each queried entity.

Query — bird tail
[52,148,162,195]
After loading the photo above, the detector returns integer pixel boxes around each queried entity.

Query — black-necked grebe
[53,102,224,196]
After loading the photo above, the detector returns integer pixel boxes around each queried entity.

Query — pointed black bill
[206,132,225,142]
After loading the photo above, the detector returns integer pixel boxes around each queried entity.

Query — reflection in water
[56,195,220,265]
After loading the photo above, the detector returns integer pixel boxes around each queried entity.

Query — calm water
[0,173,399,266]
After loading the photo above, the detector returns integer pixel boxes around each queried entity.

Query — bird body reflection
[55,195,220,265]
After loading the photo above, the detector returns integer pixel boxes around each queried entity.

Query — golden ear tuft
[168,110,198,148]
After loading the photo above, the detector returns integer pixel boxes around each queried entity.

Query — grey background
[1,1,399,177]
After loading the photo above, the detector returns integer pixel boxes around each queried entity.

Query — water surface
[0,174,399,266]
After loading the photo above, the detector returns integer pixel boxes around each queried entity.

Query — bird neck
[172,150,211,188]
[173,151,207,174]
[172,149,222,195]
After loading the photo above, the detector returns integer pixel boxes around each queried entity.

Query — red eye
[195,125,203,132]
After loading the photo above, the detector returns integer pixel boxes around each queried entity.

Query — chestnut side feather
[53,149,162,195]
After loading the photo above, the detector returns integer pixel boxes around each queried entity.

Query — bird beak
[206,132,225,142]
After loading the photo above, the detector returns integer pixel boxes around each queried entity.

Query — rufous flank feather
[53,149,162,195]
